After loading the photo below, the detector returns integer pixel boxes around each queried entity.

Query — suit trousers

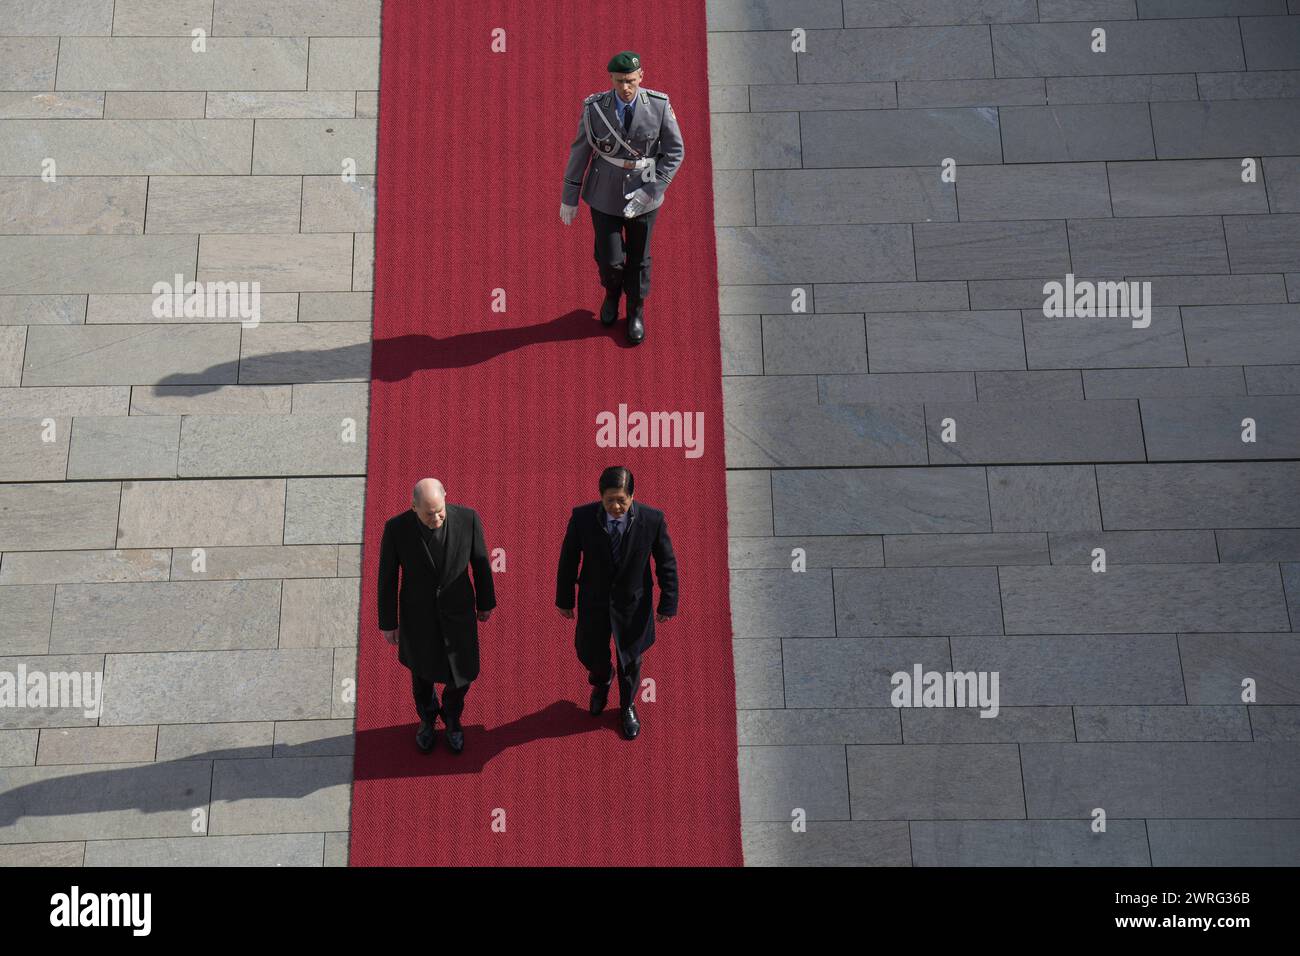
[578,627,643,712]
[412,671,469,729]
[590,205,659,302]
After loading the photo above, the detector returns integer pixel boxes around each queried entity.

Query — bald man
[378,479,496,754]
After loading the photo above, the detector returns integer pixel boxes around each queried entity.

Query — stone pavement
[1,0,1297,866]
[714,0,1300,865]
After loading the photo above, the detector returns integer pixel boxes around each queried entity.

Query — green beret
[607,51,641,73]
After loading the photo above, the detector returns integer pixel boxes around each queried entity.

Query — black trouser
[577,630,643,712]
[591,205,659,302]
[412,672,469,729]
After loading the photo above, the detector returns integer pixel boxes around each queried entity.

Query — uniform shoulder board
[583,91,605,104]
[644,89,668,100]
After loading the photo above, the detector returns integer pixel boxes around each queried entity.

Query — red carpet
[348,0,743,865]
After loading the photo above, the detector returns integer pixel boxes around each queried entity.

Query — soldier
[560,51,685,345]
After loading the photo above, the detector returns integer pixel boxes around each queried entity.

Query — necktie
[622,101,634,132]
[608,518,624,564]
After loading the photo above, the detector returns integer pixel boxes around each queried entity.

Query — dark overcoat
[378,505,496,686]
[555,500,678,659]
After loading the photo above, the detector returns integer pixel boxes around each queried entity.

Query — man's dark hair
[599,465,634,496]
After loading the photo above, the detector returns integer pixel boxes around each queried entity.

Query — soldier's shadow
[150,308,632,398]
[353,699,623,779]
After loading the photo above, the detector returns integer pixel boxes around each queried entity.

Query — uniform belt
[598,153,655,171]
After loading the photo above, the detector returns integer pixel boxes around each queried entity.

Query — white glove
[559,203,578,226]
[622,188,653,219]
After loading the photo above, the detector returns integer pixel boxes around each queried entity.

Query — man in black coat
[556,465,678,739]
[379,478,495,754]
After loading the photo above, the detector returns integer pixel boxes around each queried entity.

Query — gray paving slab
[730,534,883,569]
[1000,564,1291,634]
[145,176,301,234]
[154,721,273,761]
[84,832,325,866]
[1049,530,1219,564]
[100,649,335,724]
[103,92,207,119]
[51,580,281,653]
[717,225,915,284]
[883,532,1049,567]
[707,0,845,31]
[177,414,365,476]
[0,482,121,551]
[0,416,69,481]
[820,371,976,403]
[1183,304,1300,366]
[1251,707,1300,740]
[843,0,1038,25]
[0,549,169,585]
[742,821,912,866]
[988,464,1102,531]
[1151,100,1300,157]
[1180,633,1300,704]
[0,0,112,35]
[1070,216,1229,276]
[952,633,1185,704]
[1223,214,1300,274]
[801,108,1003,168]
[23,325,239,385]
[902,707,1076,743]
[0,760,211,843]
[0,37,58,90]
[0,843,83,865]
[976,370,1084,401]
[1045,74,1197,103]
[1196,69,1300,99]
[1096,462,1300,528]
[801,26,994,82]
[813,281,969,313]
[1147,820,1300,866]
[170,545,337,581]
[1000,104,1155,162]
[914,222,1070,280]
[1216,530,1300,563]
[0,296,88,326]
[283,477,365,544]
[771,467,991,535]
[732,639,783,708]
[0,120,252,175]
[911,820,1150,866]
[1021,742,1300,817]
[1025,309,1189,369]
[926,399,1147,463]
[117,478,285,547]
[211,0,381,36]
[308,38,380,91]
[834,567,1004,636]
[992,19,1244,76]
[112,0,213,36]
[58,38,307,91]
[760,314,866,373]
[208,755,352,834]
[956,163,1112,221]
[279,579,360,649]
[899,78,1045,107]
[206,91,357,119]
[848,744,1025,819]
[755,169,955,225]
[251,120,376,175]
[67,415,181,479]
[0,177,147,235]
[737,708,899,745]
[729,569,835,638]
[1083,367,1246,398]
[727,402,928,467]
[0,584,53,655]
[865,311,1027,371]
[0,729,38,766]
[238,323,372,382]
[1141,396,1300,460]
[1239,14,1300,69]
[37,725,157,764]
[738,745,850,822]
[706,31,797,86]
[782,636,952,707]
[0,236,197,296]
[1074,705,1252,741]
[1108,159,1269,216]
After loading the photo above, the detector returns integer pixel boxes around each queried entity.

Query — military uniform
[561,51,684,343]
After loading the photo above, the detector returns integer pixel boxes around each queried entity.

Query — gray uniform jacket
[562,87,685,217]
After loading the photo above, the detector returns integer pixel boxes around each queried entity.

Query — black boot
[626,298,644,344]
[600,287,620,326]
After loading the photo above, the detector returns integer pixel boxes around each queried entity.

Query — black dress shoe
[589,681,611,716]
[600,289,620,326]
[626,299,644,344]
[620,704,641,740]
[416,719,435,753]
[446,727,465,754]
